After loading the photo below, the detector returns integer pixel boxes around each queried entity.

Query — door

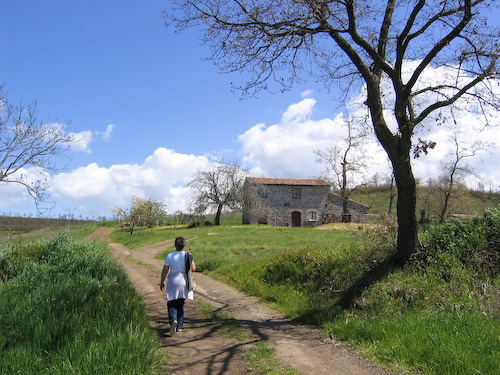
[291,211,301,227]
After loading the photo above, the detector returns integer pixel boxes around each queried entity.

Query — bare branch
[0,86,75,211]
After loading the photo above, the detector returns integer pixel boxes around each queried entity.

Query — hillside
[0,216,95,232]
[351,185,500,218]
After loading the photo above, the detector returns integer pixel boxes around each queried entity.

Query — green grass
[329,312,500,375]
[245,341,299,375]
[107,208,500,375]
[2,203,499,375]
[0,234,162,375]
[0,222,100,245]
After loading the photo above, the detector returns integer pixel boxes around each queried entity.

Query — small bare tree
[315,116,369,215]
[188,160,248,225]
[435,130,490,223]
[0,87,74,211]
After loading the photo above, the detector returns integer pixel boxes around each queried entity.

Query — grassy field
[0,219,101,245]
[1,197,499,375]
[0,233,162,374]
[351,186,500,218]
[109,207,500,375]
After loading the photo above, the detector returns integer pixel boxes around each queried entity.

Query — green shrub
[421,207,500,274]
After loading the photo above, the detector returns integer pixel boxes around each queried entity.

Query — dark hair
[174,236,186,251]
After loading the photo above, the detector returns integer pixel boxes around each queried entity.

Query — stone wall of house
[242,178,370,227]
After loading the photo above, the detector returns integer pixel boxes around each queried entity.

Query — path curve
[88,227,396,375]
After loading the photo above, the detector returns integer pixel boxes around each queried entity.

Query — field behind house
[351,186,500,219]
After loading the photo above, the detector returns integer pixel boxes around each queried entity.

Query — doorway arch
[291,211,301,227]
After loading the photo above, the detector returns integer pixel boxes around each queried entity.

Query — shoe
[170,320,178,336]
[176,328,182,333]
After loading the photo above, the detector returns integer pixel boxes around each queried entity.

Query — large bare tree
[166,0,500,263]
[0,87,75,211]
[188,160,248,225]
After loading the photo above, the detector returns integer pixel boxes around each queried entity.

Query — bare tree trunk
[214,204,223,226]
[393,159,419,263]
[388,173,396,215]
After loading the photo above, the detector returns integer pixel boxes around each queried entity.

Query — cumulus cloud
[3,63,499,218]
[239,97,389,180]
[49,148,210,217]
[69,130,93,153]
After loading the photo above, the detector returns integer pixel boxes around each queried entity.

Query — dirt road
[89,227,395,375]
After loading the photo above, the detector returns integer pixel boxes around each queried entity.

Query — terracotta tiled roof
[246,177,328,186]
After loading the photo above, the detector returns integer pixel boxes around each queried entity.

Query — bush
[421,207,500,274]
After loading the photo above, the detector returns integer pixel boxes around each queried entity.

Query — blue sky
[1,1,499,219]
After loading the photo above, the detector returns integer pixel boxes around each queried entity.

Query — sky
[1,1,499,219]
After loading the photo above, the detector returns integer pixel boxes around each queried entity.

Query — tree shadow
[335,254,400,310]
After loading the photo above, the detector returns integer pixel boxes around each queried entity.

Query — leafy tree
[166,1,500,263]
[188,160,248,225]
[133,197,168,228]
[111,205,139,235]
[0,86,75,211]
[112,196,167,234]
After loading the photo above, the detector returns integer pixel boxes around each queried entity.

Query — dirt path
[88,228,395,375]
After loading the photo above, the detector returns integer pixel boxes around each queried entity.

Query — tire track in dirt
[88,227,396,375]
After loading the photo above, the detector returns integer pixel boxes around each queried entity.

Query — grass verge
[0,233,162,375]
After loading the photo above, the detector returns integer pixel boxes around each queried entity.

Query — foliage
[420,208,500,274]
[112,196,167,234]
[0,234,161,374]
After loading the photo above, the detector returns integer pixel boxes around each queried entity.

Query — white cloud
[67,124,116,154]
[69,130,93,153]
[3,64,499,219]
[238,97,388,180]
[301,89,313,98]
[96,123,115,142]
[48,148,210,217]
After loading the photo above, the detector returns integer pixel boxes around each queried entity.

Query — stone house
[242,177,369,227]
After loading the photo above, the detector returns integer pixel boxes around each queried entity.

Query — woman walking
[160,236,196,336]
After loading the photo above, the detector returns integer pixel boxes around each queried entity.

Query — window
[308,211,317,222]
[258,188,268,198]
[292,187,302,199]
